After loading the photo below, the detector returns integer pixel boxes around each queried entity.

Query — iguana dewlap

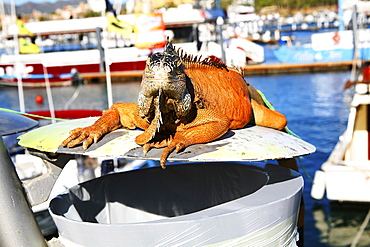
[61,40,287,168]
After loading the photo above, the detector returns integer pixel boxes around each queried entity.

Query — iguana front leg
[61,103,149,149]
[154,108,230,168]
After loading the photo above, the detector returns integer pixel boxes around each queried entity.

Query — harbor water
[1,70,370,246]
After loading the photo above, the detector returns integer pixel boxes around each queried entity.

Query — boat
[311,61,370,202]
[0,12,166,87]
[0,71,76,87]
[164,6,264,65]
[310,2,370,203]
[25,109,102,121]
[272,1,370,64]
[272,29,370,64]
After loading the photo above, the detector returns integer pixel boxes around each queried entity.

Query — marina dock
[243,61,353,75]
[82,61,354,83]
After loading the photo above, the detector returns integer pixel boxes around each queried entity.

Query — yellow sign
[19,38,40,54]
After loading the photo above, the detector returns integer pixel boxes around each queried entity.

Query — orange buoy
[35,95,43,104]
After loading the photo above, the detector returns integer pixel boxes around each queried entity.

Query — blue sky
[15,0,58,5]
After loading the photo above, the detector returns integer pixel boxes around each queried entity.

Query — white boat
[0,14,164,86]
[311,62,370,202]
[311,2,370,202]
[273,1,370,64]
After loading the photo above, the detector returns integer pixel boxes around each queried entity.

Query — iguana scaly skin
[61,40,287,168]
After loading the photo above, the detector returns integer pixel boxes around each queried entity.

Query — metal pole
[104,48,114,108]
[350,5,359,82]
[338,0,344,31]
[96,27,105,73]
[42,65,56,124]
[11,0,25,113]
[103,14,114,108]
[216,16,226,62]
[0,135,47,247]
[215,0,220,9]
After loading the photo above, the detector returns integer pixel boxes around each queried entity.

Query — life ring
[333,32,340,44]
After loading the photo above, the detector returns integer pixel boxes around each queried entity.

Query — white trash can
[49,162,303,247]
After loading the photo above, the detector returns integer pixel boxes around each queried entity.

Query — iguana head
[138,40,192,132]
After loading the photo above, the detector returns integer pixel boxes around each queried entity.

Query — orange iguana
[61,39,287,168]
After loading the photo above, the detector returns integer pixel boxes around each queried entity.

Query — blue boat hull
[273,45,370,63]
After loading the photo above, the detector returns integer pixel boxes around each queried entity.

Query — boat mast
[113,0,124,14]
[102,11,113,108]
[338,0,345,31]
[42,65,57,124]
[350,4,359,83]
[11,0,25,113]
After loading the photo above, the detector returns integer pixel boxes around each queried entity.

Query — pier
[243,61,353,75]
[82,61,354,83]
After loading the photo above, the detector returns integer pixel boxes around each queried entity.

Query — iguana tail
[252,88,300,139]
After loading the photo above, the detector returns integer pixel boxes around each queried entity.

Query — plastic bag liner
[49,162,303,247]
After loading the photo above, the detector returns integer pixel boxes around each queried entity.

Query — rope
[256,90,312,179]
[256,89,300,138]
[0,108,68,122]
[351,209,370,247]
[298,156,312,180]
